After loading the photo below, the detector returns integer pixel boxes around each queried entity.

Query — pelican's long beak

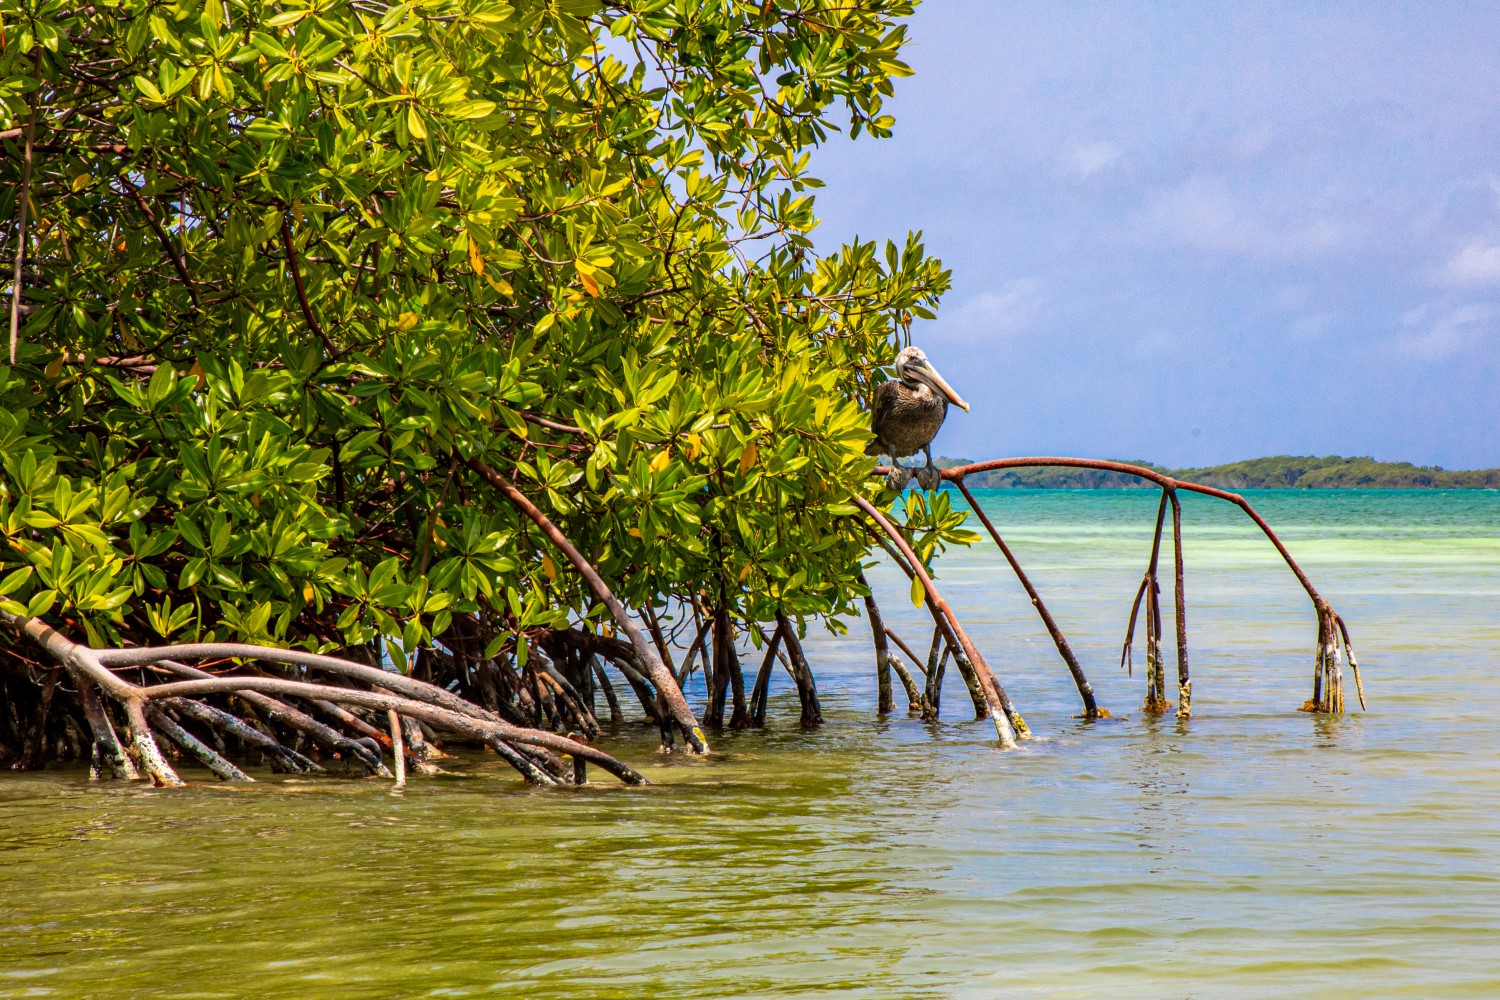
[921,363,970,412]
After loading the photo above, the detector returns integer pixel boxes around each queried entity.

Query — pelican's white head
[893,346,969,412]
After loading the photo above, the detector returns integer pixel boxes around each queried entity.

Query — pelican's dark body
[866,379,948,459]
[865,345,969,491]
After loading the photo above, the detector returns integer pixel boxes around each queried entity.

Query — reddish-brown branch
[879,456,1362,714]
[919,457,1332,614]
[857,570,894,714]
[280,217,339,357]
[1167,488,1191,717]
[952,479,1105,720]
[469,460,708,752]
[518,410,588,436]
[1121,491,1169,676]
[851,495,1024,746]
[120,177,199,308]
[862,526,988,720]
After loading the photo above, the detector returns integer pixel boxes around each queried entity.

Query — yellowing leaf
[684,432,702,460]
[738,564,751,582]
[44,354,65,379]
[909,573,926,608]
[541,553,557,580]
[627,527,641,538]
[738,441,758,475]
[485,273,513,296]
[303,582,315,601]
[468,235,485,276]
[396,312,420,332]
[649,448,671,473]
[578,270,600,297]
[407,104,428,140]
[71,173,91,192]
[188,359,206,390]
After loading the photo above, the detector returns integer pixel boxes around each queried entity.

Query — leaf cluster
[0,0,961,658]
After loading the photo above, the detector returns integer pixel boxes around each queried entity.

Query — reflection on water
[2,490,1498,999]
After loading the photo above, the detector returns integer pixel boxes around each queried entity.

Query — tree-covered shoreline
[942,455,1500,489]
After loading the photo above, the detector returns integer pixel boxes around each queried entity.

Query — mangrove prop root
[858,571,896,715]
[775,612,824,728]
[1144,576,1169,713]
[747,624,783,726]
[884,457,1367,716]
[642,602,678,682]
[78,677,137,780]
[124,699,184,787]
[470,461,707,753]
[706,606,728,728]
[725,626,750,730]
[147,705,253,782]
[592,660,625,725]
[1169,488,1192,718]
[388,709,407,790]
[1123,491,1171,712]
[867,520,1011,730]
[164,697,323,774]
[852,495,1024,747]
[675,617,710,687]
[0,610,648,787]
[882,627,930,716]
[149,663,390,777]
[1303,607,1362,714]
[922,627,943,719]
[954,480,1107,720]
[615,657,664,723]
[1336,616,1367,711]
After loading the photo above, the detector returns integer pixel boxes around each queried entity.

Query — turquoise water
[2,489,1497,998]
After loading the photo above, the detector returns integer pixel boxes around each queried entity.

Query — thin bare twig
[8,50,41,364]
[281,217,339,357]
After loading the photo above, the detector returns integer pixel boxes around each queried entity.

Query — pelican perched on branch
[866,345,970,492]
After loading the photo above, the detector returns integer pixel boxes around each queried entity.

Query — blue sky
[809,2,1500,468]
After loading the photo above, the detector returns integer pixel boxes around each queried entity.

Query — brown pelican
[866,345,970,491]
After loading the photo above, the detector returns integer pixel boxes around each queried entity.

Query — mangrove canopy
[0,0,1360,784]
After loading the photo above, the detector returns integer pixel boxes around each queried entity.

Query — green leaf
[0,566,34,596]
[26,590,57,617]
[133,75,164,102]
[147,364,175,409]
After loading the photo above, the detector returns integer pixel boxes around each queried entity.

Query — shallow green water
[3,489,1498,999]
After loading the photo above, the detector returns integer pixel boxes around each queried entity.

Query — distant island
[935,455,1500,489]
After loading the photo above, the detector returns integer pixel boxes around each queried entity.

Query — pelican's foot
[884,466,914,492]
[914,465,941,492]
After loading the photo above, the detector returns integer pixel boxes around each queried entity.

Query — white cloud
[1397,302,1495,360]
[933,279,1046,343]
[1060,141,1122,179]
[1137,174,1345,260]
[1436,242,1500,287]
